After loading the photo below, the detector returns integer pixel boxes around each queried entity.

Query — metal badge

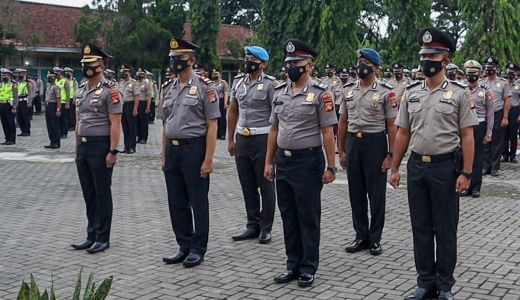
[478,91,484,97]
[283,150,292,157]
[242,128,251,136]
[443,90,453,99]
[95,89,102,95]
[497,83,501,88]
[257,83,264,91]
[81,137,87,143]
[421,155,432,163]
[422,31,432,43]
[346,90,353,98]
[371,93,380,101]
[306,92,315,102]
[189,86,197,95]
[171,139,180,146]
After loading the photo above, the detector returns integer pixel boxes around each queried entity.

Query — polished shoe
[258,230,271,244]
[472,191,480,198]
[438,290,454,300]
[490,170,499,177]
[232,228,259,241]
[163,251,189,264]
[138,140,147,144]
[345,239,369,253]
[404,287,438,300]
[17,133,30,136]
[60,134,67,139]
[2,141,15,145]
[459,189,471,197]
[44,144,59,149]
[511,158,518,163]
[120,148,129,154]
[86,242,110,254]
[127,149,136,154]
[273,270,299,283]
[298,273,314,287]
[369,242,382,255]
[183,253,204,268]
[70,240,94,250]
[482,169,491,176]
[501,156,509,163]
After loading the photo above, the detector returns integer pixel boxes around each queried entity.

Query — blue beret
[245,46,269,62]
[358,48,381,66]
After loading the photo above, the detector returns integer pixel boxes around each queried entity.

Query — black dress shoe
[472,191,480,198]
[138,140,147,144]
[71,240,94,250]
[3,141,15,145]
[482,169,491,176]
[258,230,271,244]
[86,242,110,254]
[232,228,259,241]
[163,251,189,264]
[345,239,369,253]
[44,144,53,148]
[491,170,499,177]
[51,144,60,149]
[183,253,203,268]
[127,149,136,154]
[120,148,128,154]
[369,242,382,255]
[511,158,518,163]
[273,270,299,283]
[501,156,509,163]
[60,134,67,139]
[438,291,454,300]
[404,287,438,300]
[298,273,314,287]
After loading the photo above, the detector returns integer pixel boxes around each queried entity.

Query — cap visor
[419,48,447,55]
[80,58,98,63]
[285,56,307,62]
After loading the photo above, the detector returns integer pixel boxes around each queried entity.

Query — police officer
[463,60,493,198]
[445,63,459,81]
[156,67,175,122]
[502,63,520,163]
[211,67,229,140]
[33,74,44,115]
[71,43,122,254]
[0,68,18,145]
[482,57,511,176]
[44,71,61,149]
[383,67,393,83]
[339,67,349,85]
[161,37,220,268]
[227,45,276,244]
[348,66,358,84]
[118,64,139,154]
[64,67,78,131]
[54,67,70,138]
[386,63,412,101]
[265,38,337,287]
[145,70,158,124]
[14,68,34,137]
[338,48,398,256]
[390,27,477,300]
[104,69,116,83]
[135,68,152,144]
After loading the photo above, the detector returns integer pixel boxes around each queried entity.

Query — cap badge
[488,57,493,63]
[84,45,91,55]
[469,61,475,67]
[422,31,432,43]
[286,42,295,53]
[170,39,178,49]
[443,90,453,100]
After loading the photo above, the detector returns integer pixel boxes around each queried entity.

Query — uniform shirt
[156,78,175,120]
[212,78,229,100]
[118,78,140,102]
[470,85,494,136]
[137,80,153,101]
[321,75,341,104]
[339,80,398,133]
[0,81,18,107]
[481,77,512,111]
[386,76,412,101]
[231,73,276,128]
[161,72,220,139]
[75,79,123,136]
[45,84,60,103]
[35,78,43,96]
[508,80,520,107]
[270,78,338,149]
[395,79,478,155]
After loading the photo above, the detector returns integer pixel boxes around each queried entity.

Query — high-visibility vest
[0,82,14,102]
[68,79,75,98]
[56,78,68,103]
[17,81,28,97]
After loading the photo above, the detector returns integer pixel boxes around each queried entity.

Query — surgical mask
[357,63,373,79]
[82,65,100,78]
[171,58,190,73]
[467,74,479,83]
[287,64,307,82]
[420,60,443,78]
[122,73,128,79]
[486,69,496,76]
[244,61,260,74]
[394,73,402,80]
[508,73,515,80]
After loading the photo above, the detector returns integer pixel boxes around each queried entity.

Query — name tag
[409,98,420,103]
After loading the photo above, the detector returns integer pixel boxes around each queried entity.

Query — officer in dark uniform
[265,38,337,287]
[43,70,61,149]
[502,63,520,163]
[71,43,123,254]
[338,48,398,256]
[161,37,220,268]
[390,27,477,300]
[227,45,276,244]
[0,68,18,145]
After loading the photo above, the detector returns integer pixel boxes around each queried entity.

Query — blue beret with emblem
[357,48,381,66]
[244,46,269,62]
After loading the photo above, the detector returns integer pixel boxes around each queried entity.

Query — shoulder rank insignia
[264,74,276,81]
[315,83,328,90]
[274,82,287,90]
[234,73,245,79]
[406,81,422,90]
[321,92,334,112]
[343,82,355,88]
[381,82,393,90]
[109,89,120,104]
[198,76,212,85]
[162,79,172,88]
[451,81,468,88]
[103,80,115,88]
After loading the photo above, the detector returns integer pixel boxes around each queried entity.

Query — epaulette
[264,74,276,81]
[406,81,422,90]
[480,84,489,90]
[274,82,287,90]
[162,79,173,88]
[103,80,115,88]
[343,82,355,88]
[234,74,245,79]
[198,76,212,85]
[314,82,328,90]
[451,80,468,89]
[79,81,87,88]
[380,82,393,90]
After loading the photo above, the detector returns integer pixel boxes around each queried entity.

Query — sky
[25,0,91,7]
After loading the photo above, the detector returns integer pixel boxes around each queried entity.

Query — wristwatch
[460,171,472,179]
[326,166,337,175]
[387,151,393,157]
[109,149,119,155]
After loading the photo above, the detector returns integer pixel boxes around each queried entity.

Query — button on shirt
[481,77,512,111]
[270,78,338,150]
[339,80,398,133]
[231,73,275,128]
[161,73,220,139]
[76,79,123,136]
[395,79,478,155]
[118,79,140,102]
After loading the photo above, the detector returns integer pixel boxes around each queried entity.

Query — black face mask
[122,73,128,79]
[18,75,24,81]
[244,61,260,74]
[357,63,373,80]
[447,73,457,81]
[326,72,332,77]
[486,69,496,76]
[394,73,403,80]
[82,65,100,78]
[211,73,219,80]
[508,73,515,80]
[420,60,443,78]
[47,77,55,83]
[467,74,479,83]
[287,64,307,82]
[65,74,72,79]
[171,59,190,74]
[137,76,144,81]
[281,74,287,80]
[2,77,9,82]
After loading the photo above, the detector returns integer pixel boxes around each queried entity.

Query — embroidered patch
[110,89,120,103]
[485,91,493,102]
[207,89,217,102]
[388,91,397,107]
[321,92,334,112]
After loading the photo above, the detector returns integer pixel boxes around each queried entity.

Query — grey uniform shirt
[45,84,60,103]
[321,75,341,104]
[231,73,276,128]
[395,79,478,155]
[270,78,338,149]
[509,80,520,107]
[470,85,494,136]
[138,80,153,101]
[118,78,140,102]
[76,79,123,136]
[339,80,398,133]
[481,77,512,111]
[156,79,174,121]
[161,73,220,139]
[386,77,412,101]
[212,79,228,100]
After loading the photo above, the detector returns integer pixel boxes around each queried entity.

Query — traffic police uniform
[55,67,70,138]
[229,46,276,242]
[14,68,34,136]
[73,43,123,253]
[118,65,140,153]
[395,28,477,298]
[270,39,337,284]
[503,63,520,162]
[136,68,153,143]
[161,38,220,266]
[44,71,61,148]
[0,68,18,145]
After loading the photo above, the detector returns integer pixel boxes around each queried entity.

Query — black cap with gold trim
[80,43,112,63]
[136,68,146,76]
[169,37,200,57]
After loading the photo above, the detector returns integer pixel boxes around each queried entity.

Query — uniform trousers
[136,101,149,142]
[59,103,69,137]
[503,106,519,159]
[0,102,16,142]
[16,100,31,134]
[122,102,137,150]
[45,103,60,146]
[483,110,505,172]
[470,121,486,193]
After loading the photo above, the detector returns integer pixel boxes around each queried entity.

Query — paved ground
[1,114,520,299]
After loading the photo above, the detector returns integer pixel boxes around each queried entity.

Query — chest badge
[346,90,353,98]
[371,93,380,101]
[189,86,197,95]
[515,86,519,90]
[497,83,501,88]
[306,92,315,102]
[95,89,102,95]
[478,91,484,97]
[443,90,453,100]
[257,83,264,91]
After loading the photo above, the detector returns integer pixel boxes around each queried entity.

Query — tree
[149,0,187,38]
[220,0,261,30]
[74,5,103,44]
[358,0,387,50]
[432,0,464,47]
[0,0,20,65]
[190,0,221,70]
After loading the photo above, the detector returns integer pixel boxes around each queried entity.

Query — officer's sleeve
[202,86,221,120]
[318,91,338,128]
[338,88,347,115]
[458,91,478,129]
[146,83,153,97]
[107,88,123,114]
[267,81,275,110]
[485,90,494,136]
[133,83,140,96]
[384,90,398,118]
[229,79,238,103]
[503,83,513,98]
[269,95,279,125]
[394,91,410,129]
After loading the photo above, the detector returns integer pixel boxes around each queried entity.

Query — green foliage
[190,0,221,69]
[220,0,261,30]
[74,5,103,44]
[16,270,112,300]
[432,0,464,46]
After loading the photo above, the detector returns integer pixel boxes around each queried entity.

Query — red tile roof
[183,21,254,56]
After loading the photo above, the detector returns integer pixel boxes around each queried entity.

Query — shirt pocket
[273,104,285,114]
[407,101,422,113]
[434,101,456,114]
[345,98,355,109]
[299,103,316,114]
[182,97,199,106]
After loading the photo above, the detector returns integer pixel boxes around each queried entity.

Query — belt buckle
[81,137,87,143]
[355,132,363,138]
[171,139,180,146]
[283,150,292,157]
[242,127,251,136]
[421,155,431,163]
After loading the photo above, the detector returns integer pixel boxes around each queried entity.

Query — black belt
[78,136,110,143]
[411,151,453,163]
[278,147,321,157]
[168,136,205,146]
[347,131,385,138]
